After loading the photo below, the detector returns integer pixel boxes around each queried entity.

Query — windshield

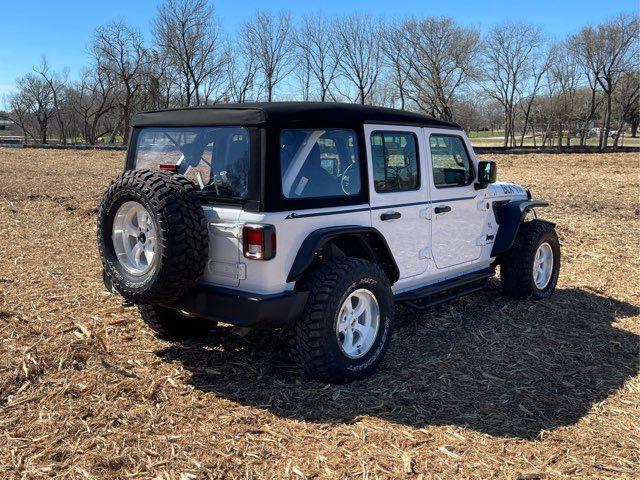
[134,126,250,199]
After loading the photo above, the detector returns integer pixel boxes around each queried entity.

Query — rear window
[134,126,250,199]
[280,129,361,199]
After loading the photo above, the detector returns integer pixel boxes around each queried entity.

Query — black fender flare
[286,226,400,284]
[491,200,554,257]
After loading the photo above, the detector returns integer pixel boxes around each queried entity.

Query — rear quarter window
[280,129,361,199]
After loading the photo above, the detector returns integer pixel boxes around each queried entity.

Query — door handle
[434,205,451,214]
[380,211,401,221]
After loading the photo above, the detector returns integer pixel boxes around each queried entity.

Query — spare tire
[97,169,208,304]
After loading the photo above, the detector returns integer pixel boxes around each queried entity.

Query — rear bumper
[103,270,308,328]
[163,284,308,328]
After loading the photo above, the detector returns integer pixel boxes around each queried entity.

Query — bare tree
[570,13,638,148]
[333,14,382,105]
[482,22,546,146]
[400,17,480,121]
[296,14,341,101]
[34,57,69,144]
[92,20,147,144]
[241,11,294,102]
[380,19,411,110]
[153,0,227,107]
[624,82,640,137]
[67,65,117,144]
[224,51,259,103]
[612,70,640,145]
[546,43,582,146]
[516,49,550,146]
[8,73,55,143]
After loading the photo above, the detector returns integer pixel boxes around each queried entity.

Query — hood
[487,181,528,200]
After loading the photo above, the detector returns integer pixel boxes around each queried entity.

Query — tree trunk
[531,123,537,147]
[557,125,563,148]
[122,106,131,146]
[631,117,639,137]
[613,118,625,147]
[580,87,598,146]
[601,93,612,149]
[503,108,510,147]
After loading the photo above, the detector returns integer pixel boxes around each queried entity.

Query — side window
[371,131,419,193]
[429,135,474,188]
[280,129,361,199]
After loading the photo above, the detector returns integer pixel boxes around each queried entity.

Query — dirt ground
[0,148,638,479]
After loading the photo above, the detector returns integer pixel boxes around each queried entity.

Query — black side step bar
[394,268,495,307]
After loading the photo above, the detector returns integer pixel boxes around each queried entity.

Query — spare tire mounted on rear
[97,169,208,304]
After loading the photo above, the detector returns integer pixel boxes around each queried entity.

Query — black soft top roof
[131,102,460,129]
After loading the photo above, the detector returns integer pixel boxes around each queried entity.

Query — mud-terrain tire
[500,220,560,300]
[291,257,394,383]
[98,169,208,304]
[138,304,215,339]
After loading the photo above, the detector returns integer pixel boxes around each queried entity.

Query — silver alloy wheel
[533,242,554,289]
[112,201,158,276]
[336,288,380,359]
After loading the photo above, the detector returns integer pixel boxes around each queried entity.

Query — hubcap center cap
[138,232,147,244]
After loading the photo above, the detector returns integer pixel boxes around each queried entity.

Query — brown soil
[0,148,638,479]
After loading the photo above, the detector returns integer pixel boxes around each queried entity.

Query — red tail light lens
[242,225,276,260]
[159,164,179,173]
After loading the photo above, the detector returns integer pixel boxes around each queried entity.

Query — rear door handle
[434,205,451,214]
[380,211,401,221]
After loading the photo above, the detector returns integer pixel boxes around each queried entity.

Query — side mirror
[476,161,497,189]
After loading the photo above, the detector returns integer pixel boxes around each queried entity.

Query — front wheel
[500,220,561,300]
[291,257,394,383]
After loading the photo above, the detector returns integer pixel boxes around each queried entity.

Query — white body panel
[364,124,431,279]
[200,205,371,295]
[425,128,486,269]
[198,127,529,298]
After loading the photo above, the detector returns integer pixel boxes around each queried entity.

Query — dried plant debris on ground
[0,148,638,479]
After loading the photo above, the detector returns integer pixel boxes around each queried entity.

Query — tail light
[242,225,276,260]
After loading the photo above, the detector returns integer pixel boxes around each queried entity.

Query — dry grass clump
[0,148,638,479]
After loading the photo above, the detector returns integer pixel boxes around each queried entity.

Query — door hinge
[419,207,431,220]
[477,199,490,211]
[419,247,432,259]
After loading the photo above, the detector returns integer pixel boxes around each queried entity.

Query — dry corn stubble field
[0,147,638,479]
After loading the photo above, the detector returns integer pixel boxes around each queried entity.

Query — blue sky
[1,0,636,98]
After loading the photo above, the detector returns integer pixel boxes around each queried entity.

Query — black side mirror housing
[475,161,497,189]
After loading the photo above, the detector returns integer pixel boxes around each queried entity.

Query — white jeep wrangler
[98,102,560,382]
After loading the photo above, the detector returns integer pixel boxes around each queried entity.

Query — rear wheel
[138,304,215,340]
[500,220,561,300]
[291,257,394,383]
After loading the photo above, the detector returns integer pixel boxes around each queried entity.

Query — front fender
[491,200,553,257]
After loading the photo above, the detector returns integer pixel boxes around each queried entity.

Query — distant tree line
[5,1,639,148]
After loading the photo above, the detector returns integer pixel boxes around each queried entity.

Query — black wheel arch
[287,226,400,285]
[491,200,554,257]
